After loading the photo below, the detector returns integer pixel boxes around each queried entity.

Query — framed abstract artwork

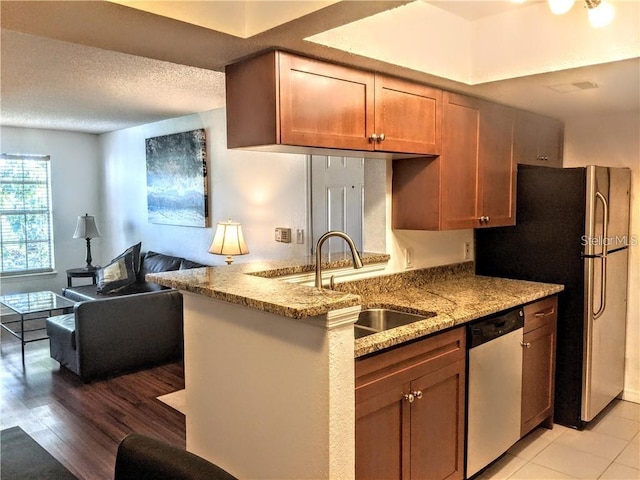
[145,129,208,227]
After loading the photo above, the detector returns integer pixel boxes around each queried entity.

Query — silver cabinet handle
[369,133,378,142]
[403,391,423,403]
[378,133,385,142]
[521,342,531,348]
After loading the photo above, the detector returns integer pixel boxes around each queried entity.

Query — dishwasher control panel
[468,308,524,349]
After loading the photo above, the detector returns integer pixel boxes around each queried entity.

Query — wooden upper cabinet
[478,101,517,228]
[393,92,516,230]
[226,51,442,156]
[278,53,374,151]
[374,76,442,155]
[514,110,564,167]
[440,93,482,230]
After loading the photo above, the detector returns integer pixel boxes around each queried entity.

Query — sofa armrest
[74,290,183,380]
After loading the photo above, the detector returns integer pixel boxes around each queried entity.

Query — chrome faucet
[315,231,364,289]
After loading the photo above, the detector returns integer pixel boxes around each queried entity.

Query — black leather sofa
[46,251,207,381]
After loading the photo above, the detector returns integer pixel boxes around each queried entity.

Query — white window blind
[0,154,55,275]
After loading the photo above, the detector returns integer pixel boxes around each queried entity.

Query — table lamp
[73,213,101,270]
[209,219,249,265]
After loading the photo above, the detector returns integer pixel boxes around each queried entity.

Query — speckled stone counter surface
[146,252,390,319]
[148,256,562,358]
[332,262,564,357]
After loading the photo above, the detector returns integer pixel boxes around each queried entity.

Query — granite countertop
[148,257,564,358]
[332,262,564,357]
[146,252,390,319]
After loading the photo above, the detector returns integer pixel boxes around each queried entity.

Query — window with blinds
[0,154,55,275]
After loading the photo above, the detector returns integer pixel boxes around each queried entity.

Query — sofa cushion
[139,251,183,282]
[97,248,138,294]
[179,258,206,270]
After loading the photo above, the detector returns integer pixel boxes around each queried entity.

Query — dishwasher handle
[468,308,524,349]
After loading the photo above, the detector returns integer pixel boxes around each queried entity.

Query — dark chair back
[114,433,237,480]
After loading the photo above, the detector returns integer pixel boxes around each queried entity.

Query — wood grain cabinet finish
[226,51,442,156]
[514,110,564,167]
[392,92,516,230]
[521,295,558,437]
[355,327,465,480]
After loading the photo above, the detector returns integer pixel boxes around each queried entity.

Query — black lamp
[73,213,101,270]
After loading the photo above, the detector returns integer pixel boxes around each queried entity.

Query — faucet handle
[329,275,336,290]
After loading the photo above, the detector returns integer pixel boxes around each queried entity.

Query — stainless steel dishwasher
[466,308,524,478]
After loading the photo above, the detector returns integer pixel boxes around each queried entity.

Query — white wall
[99,108,309,265]
[0,127,101,295]
[563,110,640,402]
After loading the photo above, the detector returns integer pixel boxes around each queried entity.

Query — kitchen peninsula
[148,256,563,480]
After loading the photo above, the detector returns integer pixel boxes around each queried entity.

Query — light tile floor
[479,400,640,480]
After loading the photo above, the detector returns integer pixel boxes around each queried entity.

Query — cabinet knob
[412,390,423,400]
[404,393,415,403]
[485,216,490,223]
[377,133,385,143]
[369,133,378,142]
[479,216,488,223]
[521,341,531,349]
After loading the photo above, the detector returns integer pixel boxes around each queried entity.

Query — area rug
[0,426,78,480]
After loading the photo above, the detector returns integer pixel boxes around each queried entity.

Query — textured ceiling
[0,0,638,135]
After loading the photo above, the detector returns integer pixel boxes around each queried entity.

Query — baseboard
[621,388,640,404]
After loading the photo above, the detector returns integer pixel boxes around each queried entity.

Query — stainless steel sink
[354,308,436,339]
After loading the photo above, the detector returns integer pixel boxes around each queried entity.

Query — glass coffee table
[0,291,76,365]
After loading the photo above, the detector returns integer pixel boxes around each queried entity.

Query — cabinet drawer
[355,327,465,401]
[523,296,558,333]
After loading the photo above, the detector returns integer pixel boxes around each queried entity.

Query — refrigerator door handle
[593,191,609,320]
[595,191,609,256]
[594,256,607,320]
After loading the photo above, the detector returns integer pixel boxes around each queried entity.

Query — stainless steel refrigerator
[476,164,630,429]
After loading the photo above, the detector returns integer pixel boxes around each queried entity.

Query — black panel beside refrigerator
[476,164,630,429]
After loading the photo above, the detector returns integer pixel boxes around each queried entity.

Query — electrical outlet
[275,227,292,243]
[404,248,413,269]
[296,229,304,244]
[464,241,472,260]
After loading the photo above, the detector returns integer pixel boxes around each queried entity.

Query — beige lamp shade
[209,220,249,265]
[73,213,101,239]
[73,213,101,270]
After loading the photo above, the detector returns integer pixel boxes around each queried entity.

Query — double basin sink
[355,308,436,339]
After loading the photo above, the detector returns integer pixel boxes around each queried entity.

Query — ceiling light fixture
[548,0,575,15]
[547,0,615,27]
[585,0,615,27]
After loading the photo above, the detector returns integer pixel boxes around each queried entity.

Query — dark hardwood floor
[0,331,185,479]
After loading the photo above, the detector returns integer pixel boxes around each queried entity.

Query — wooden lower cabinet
[355,328,465,480]
[521,295,558,436]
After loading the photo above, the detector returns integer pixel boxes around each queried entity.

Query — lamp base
[82,264,100,271]
[225,256,234,265]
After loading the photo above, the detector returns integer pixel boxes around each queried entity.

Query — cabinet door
[356,381,410,480]
[478,102,516,227]
[410,360,465,480]
[279,53,375,151]
[440,92,481,230]
[536,118,564,167]
[374,76,442,155]
[514,111,564,167]
[521,297,557,436]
